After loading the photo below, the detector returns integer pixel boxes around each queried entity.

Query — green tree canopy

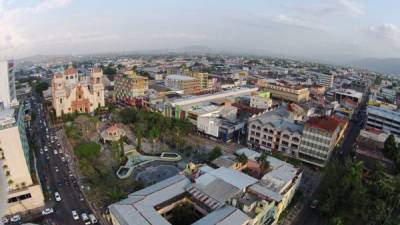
[75,142,101,160]
[208,147,222,161]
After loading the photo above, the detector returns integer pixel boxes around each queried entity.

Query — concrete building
[367,105,400,137]
[165,74,200,94]
[190,72,209,90]
[247,106,303,157]
[250,92,273,109]
[257,80,309,103]
[334,89,363,104]
[114,71,148,101]
[0,60,17,108]
[2,106,44,215]
[51,66,105,117]
[310,71,334,89]
[298,115,347,167]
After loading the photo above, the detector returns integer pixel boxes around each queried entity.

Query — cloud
[0,0,73,56]
[294,0,364,18]
[271,14,318,30]
[367,23,400,42]
[336,0,364,16]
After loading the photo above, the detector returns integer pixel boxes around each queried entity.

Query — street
[6,94,96,225]
[291,91,369,225]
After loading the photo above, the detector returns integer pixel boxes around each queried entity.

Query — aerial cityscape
[1,1,400,225]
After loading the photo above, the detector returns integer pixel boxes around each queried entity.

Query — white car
[55,166,59,172]
[10,215,21,222]
[40,149,44,154]
[54,192,61,202]
[44,146,48,152]
[72,210,79,220]
[1,217,8,223]
[81,213,91,225]
[42,208,54,215]
[89,214,97,224]
[53,149,58,155]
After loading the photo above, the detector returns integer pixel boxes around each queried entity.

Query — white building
[0,60,17,108]
[310,71,334,89]
[367,106,400,137]
[1,106,44,215]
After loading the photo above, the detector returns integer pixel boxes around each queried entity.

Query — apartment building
[190,72,209,90]
[247,106,303,157]
[309,71,334,89]
[367,105,400,137]
[165,74,200,94]
[1,106,44,215]
[51,66,105,117]
[114,71,149,101]
[257,80,310,103]
[298,115,347,167]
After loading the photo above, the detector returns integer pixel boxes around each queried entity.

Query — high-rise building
[114,71,149,101]
[0,60,17,108]
[310,72,334,89]
[1,106,44,215]
[51,65,105,117]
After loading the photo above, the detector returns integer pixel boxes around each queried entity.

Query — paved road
[6,94,96,225]
[292,91,369,225]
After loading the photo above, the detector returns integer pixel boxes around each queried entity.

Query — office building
[51,65,105,117]
[247,106,303,156]
[257,80,309,103]
[367,105,400,137]
[114,71,149,101]
[190,72,209,90]
[310,72,334,89]
[1,106,44,215]
[0,60,17,108]
[165,74,200,94]
[298,115,347,167]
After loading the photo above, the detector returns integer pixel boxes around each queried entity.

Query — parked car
[89,214,98,224]
[72,210,79,220]
[42,208,54,215]
[81,213,91,225]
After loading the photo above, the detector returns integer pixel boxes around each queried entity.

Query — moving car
[72,210,79,220]
[42,208,54,215]
[1,217,8,223]
[54,192,61,202]
[10,215,21,222]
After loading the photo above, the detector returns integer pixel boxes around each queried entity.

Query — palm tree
[237,153,248,166]
[258,152,270,178]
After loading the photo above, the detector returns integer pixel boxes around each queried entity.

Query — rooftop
[166,74,196,81]
[306,115,345,133]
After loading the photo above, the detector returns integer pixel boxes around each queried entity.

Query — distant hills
[350,58,400,75]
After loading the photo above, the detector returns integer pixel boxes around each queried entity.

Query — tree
[168,202,199,225]
[258,152,270,177]
[75,142,101,160]
[237,153,248,165]
[384,134,397,159]
[34,81,49,95]
[329,217,344,225]
[208,147,222,161]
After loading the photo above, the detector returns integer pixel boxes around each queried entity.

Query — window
[59,98,62,104]
[97,92,100,97]
[8,193,32,203]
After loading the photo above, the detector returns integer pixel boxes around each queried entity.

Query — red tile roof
[306,115,346,133]
[65,67,77,75]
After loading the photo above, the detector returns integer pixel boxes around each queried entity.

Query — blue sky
[1,0,400,60]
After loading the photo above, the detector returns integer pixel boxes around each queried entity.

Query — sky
[1,0,400,60]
